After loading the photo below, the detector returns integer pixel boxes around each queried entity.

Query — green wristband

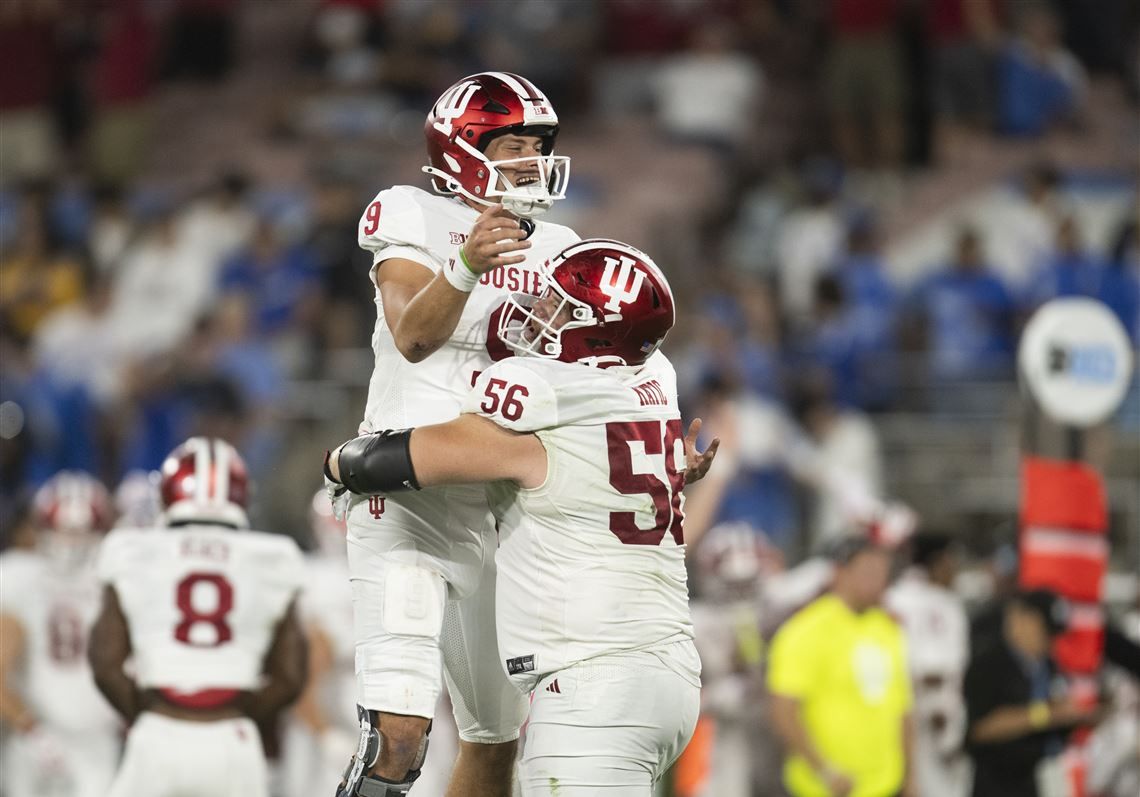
[458,246,478,275]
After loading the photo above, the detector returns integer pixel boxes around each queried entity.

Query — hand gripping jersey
[0,550,119,733]
[97,526,304,692]
[461,354,699,691]
[358,185,580,431]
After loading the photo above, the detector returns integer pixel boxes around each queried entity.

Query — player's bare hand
[460,203,532,272]
[682,418,720,485]
[820,767,854,797]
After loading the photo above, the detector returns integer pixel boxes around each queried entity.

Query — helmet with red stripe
[423,72,569,217]
[34,471,115,535]
[33,471,115,566]
[159,437,250,529]
[497,239,675,367]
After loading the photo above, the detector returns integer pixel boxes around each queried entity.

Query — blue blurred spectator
[909,227,1016,385]
[832,214,899,408]
[798,275,863,409]
[693,376,801,555]
[672,282,784,405]
[1022,216,1106,310]
[219,218,322,339]
[0,321,100,492]
[996,7,1085,136]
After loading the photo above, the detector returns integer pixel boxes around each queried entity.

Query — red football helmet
[159,437,250,528]
[34,471,115,535]
[33,471,114,566]
[497,239,675,367]
[422,72,569,217]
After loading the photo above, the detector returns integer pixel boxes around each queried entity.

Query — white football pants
[106,711,268,797]
[519,641,701,795]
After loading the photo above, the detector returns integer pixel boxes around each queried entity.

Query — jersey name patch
[631,379,668,407]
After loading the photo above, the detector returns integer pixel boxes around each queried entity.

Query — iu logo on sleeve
[368,496,386,520]
[599,255,646,313]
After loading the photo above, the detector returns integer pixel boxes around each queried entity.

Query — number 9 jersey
[463,352,700,692]
[96,526,305,692]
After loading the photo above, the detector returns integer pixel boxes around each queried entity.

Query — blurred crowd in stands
[1,1,1139,795]
[4,0,1135,552]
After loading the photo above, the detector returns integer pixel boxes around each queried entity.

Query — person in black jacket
[964,589,1101,797]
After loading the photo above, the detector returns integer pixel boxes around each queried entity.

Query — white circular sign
[1018,298,1134,427]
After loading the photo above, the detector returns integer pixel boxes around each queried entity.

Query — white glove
[323,449,350,521]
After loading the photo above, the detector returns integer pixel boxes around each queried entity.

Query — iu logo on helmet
[433,80,479,136]
[368,496,386,520]
[599,256,645,313]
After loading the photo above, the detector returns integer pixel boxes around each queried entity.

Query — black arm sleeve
[329,430,421,494]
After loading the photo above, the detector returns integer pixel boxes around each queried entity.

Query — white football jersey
[0,549,119,733]
[97,526,304,692]
[461,354,699,691]
[357,185,580,431]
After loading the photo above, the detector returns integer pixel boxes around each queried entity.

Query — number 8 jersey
[462,353,700,692]
[97,526,304,692]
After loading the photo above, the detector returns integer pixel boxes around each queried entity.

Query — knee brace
[335,705,431,797]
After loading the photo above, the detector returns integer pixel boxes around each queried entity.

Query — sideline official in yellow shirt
[768,536,915,797]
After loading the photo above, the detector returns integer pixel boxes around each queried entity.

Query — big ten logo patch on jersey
[449,231,467,244]
[600,255,645,313]
[631,379,668,407]
[368,496,386,519]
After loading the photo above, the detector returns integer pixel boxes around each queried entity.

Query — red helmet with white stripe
[423,72,569,217]
[160,437,250,529]
[497,239,675,367]
[33,471,115,567]
[34,471,115,535]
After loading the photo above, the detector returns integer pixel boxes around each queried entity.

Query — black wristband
[336,430,421,494]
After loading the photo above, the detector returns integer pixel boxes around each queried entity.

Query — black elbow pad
[335,429,421,494]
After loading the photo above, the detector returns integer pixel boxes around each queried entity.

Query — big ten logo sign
[369,495,386,519]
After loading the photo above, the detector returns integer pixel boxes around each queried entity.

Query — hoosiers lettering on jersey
[356,184,579,432]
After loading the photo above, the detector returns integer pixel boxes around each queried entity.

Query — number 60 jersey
[97,526,304,692]
[462,353,700,692]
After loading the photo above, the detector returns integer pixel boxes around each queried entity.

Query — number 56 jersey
[461,353,699,692]
[97,526,305,692]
